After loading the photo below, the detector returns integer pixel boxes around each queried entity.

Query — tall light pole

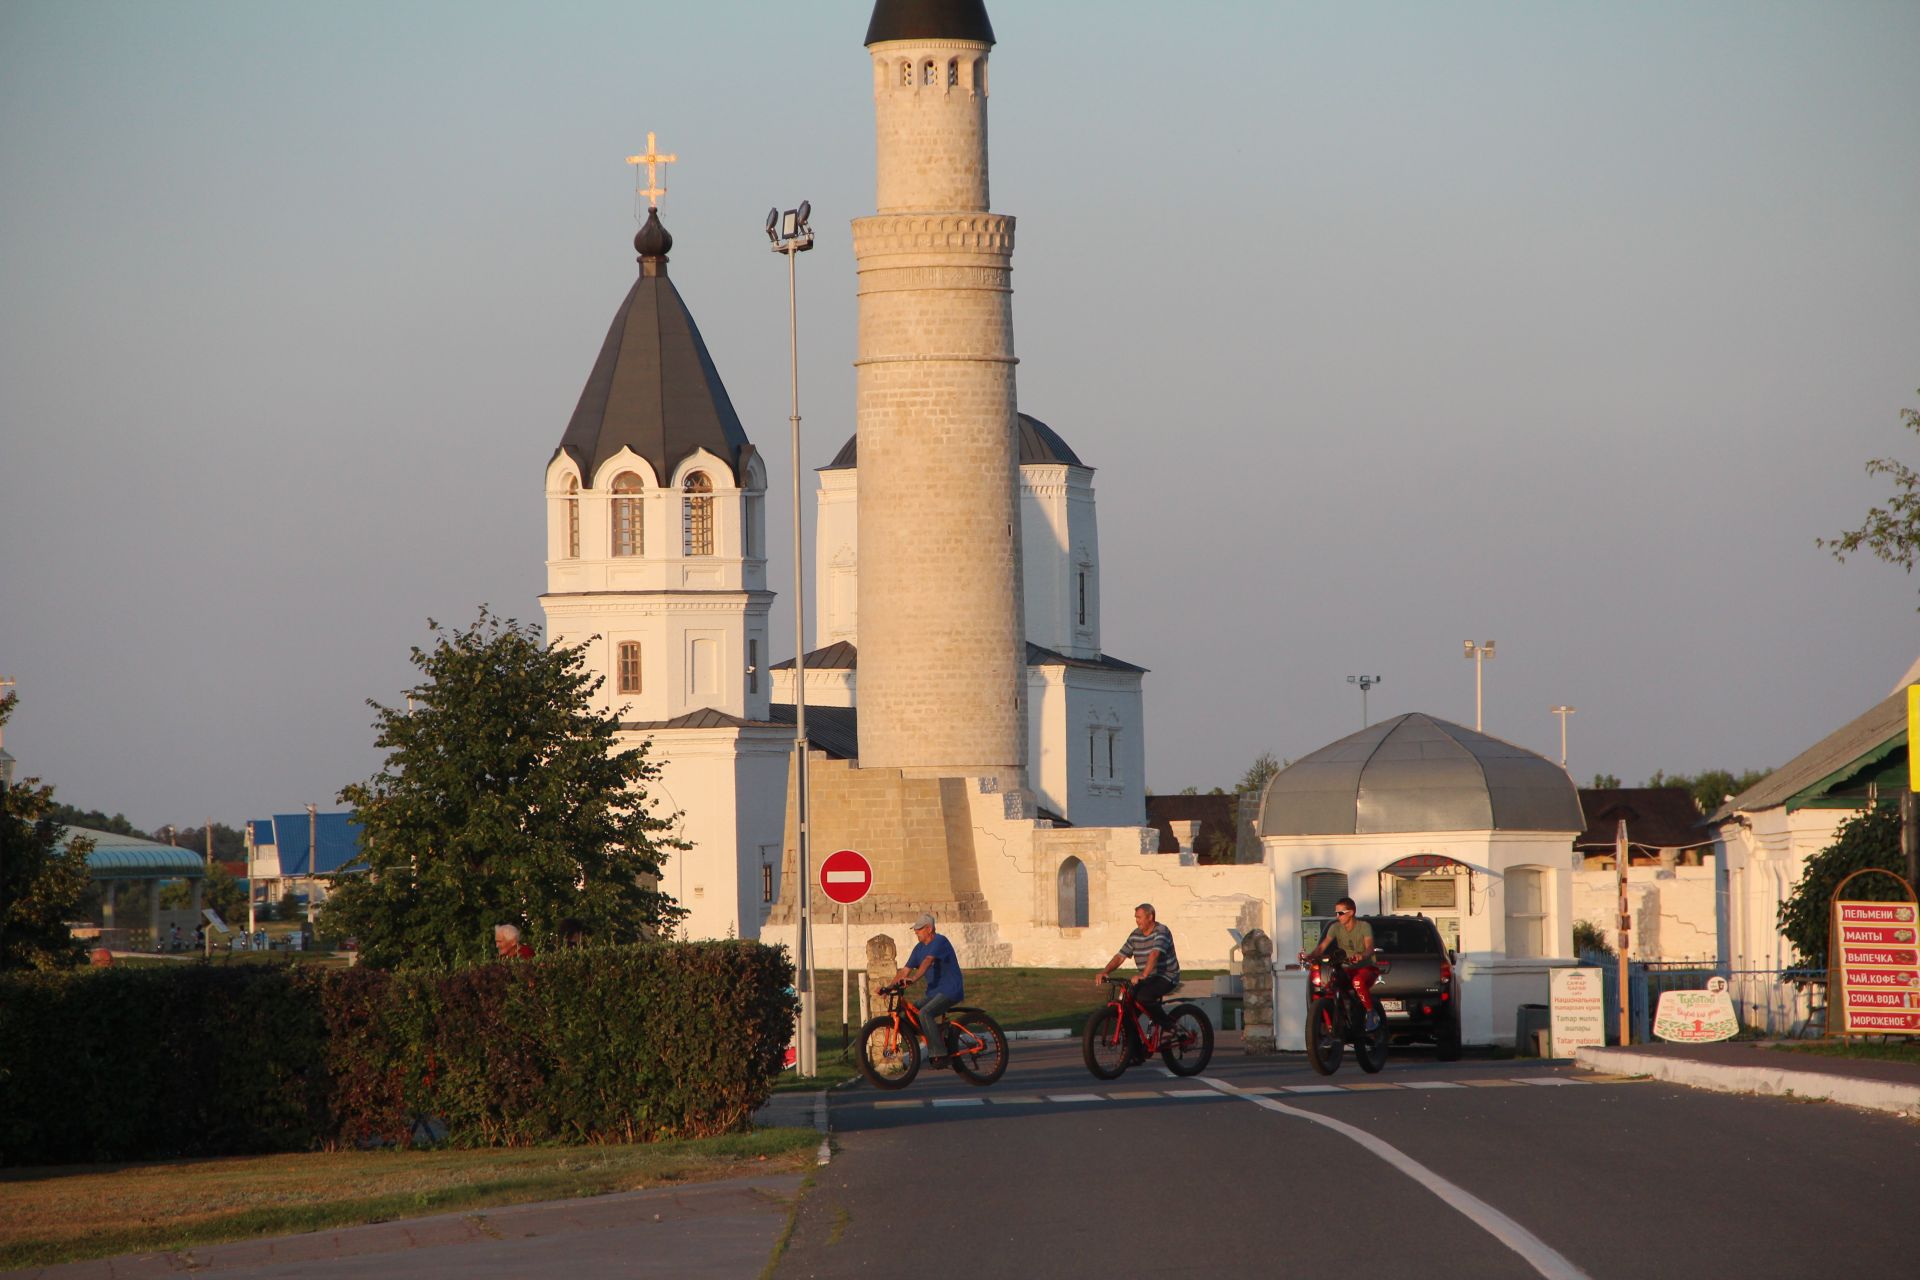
[1463,640,1495,731]
[768,201,817,1078]
[1551,704,1577,767]
[1347,674,1382,729]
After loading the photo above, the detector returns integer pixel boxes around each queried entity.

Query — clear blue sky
[3,1,1916,830]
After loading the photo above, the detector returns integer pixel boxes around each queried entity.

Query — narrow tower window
[617,641,642,694]
[566,477,580,558]
[947,59,958,87]
[683,471,713,556]
[922,60,937,86]
[747,638,760,694]
[611,471,643,557]
[900,60,912,87]
[973,58,986,95]
[1077,570,1088,626]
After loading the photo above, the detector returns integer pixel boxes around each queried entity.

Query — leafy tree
[1589,773,1622,789]
[1777,805,1903,971]
[158,860,248,922]
[1643,768,1771,814]
[322,609,688,968]
[149,820,246,863]
[45,803,140,837]
[1235,751,1286,797]
[1572,919,1615,959]
[1,694,91,971]
[1820,390,1920,608]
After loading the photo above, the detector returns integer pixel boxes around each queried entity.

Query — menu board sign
[1833,900,1920,1036]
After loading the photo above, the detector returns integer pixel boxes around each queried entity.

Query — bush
[0,942,795,1165]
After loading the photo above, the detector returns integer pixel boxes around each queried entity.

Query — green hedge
[0,942,796,1166]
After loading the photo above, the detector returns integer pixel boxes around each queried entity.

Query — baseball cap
[910,913,936,930]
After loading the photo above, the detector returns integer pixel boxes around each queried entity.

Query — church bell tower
[852,0,1025,787]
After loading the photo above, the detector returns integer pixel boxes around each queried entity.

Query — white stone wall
[815,466,859,645]
[639,722,790,941]
[1572,864,1719,963]
[1019,463,1100,659]
[1026,664,1146,828]
[1713,805,1856,973]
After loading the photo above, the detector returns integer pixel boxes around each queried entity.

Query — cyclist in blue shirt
[896,912,964,1066]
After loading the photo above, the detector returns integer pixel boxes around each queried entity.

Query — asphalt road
[775,1038,1920,1279]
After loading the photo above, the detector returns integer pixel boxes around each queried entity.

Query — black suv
[1364,914,1460,1059]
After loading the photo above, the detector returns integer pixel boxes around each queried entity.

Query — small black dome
[865,0,994,47]
[634,207,673,261]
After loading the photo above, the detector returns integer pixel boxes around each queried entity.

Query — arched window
[947,58,959,87]
[683,471,713,555]
[900,60,912,87]
[1057,857,1089,928]
[617,641,642,694]
[1506,868,1547,959]
[611,472,643,557]
[565,476,579,558]
[1299,871,1350,953]
[922,60,937,86]
[973,58,985,94]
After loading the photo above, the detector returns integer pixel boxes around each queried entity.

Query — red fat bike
[1082,977,1215,1079]
[856,982,1009,1091]
[1303,949,1390,1076]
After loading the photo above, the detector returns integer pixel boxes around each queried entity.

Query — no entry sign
[819,848,873,906]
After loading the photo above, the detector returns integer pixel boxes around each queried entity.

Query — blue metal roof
[253,811,365,875]
[58,827,206,880]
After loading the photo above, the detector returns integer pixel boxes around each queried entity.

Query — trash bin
[1514,1003,1551,1056]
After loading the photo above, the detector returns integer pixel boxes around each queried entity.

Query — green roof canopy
[58,827,205,880]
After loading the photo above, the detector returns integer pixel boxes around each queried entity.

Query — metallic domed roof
[865,0,994,46]
[1257,713,1584,837]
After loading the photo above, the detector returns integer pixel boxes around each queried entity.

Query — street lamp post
[768,201,817,1078]
[1551,704,1577,767]
[1462,640,1495,731]
[1347,674,1382,729]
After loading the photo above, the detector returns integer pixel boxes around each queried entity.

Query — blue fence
[1578,957,1823,1044]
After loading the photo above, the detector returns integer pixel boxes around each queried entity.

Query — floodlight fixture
[765,207,779,243]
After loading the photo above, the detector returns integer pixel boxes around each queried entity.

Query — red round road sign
[819,848,873,905]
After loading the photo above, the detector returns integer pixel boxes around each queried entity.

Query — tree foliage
[1777,805,1904,972]
[1820,391,1920,609]
[321,610,687,968]
[0,694,91,972]
[1236,751,1286,796]
[1643,767,1771,814]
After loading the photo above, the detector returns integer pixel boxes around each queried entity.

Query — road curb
[1574,1046,1920,1118]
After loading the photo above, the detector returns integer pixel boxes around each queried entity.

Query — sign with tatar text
[1834,900,1920,1035]
[1549,966,1607,1053]
[1653,976,1739,1043]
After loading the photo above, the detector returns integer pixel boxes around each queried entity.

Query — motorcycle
[1301,946,1390,1076]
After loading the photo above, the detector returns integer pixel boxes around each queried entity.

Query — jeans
[1133,974,1176,1032]
[919,991,955,1059]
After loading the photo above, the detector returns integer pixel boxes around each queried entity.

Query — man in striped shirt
[1095,903,1181,1035]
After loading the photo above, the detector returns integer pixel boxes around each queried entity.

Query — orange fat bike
[1082,977,1214,1079]
[856,981,1010,1090]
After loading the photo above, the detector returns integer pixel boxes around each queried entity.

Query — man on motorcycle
[896,912,963,1067]
[1300,898,1381,1030]
[1095,903,1181,1038]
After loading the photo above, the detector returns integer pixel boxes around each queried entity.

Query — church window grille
[947,59,958,87]
[683,472,714,556]
[617,642,642,695]
[565,477,580,558]
[900,60,912,87]
[1057,857,1089,929]
[762,863,774,904]
[612,472,643,557]
[922,60,937,86]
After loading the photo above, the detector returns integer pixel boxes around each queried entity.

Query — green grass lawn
[0,1129,819,1271]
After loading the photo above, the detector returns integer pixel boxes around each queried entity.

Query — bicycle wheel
[1356,1016,1389,1074]
[1082,1006,1134,1080]
[1305,998,1344,1076]
[1159,1002,1214,1077]
[856,1014,920,1090]
[949,1010,1009,1086]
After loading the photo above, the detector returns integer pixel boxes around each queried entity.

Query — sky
[2,0,1917,832]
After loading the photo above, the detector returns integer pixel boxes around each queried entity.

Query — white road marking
[1204,1077,1590,1280]
[931,1098,985,1107]
[1166,1090,1221,1099]
[1284,1084,1346,1094]
[1521,1077,1585,1086]
[1046,1093,1104,1103]
[986,1095,1045,1104]
[1404,1081,1467,1090]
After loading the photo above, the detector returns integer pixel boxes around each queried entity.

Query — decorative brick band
[852,353,1020,367]
[853,213,1015,256]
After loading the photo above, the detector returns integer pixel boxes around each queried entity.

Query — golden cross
[626,131,677,209]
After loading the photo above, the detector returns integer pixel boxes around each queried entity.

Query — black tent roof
[865,0,994,46]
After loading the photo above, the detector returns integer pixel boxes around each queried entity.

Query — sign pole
[841,899,850,1050]
[1616,819,1631,1046]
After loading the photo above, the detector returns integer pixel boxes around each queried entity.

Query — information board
[1549,966,1607,1053]
[1834,900,1920,1035]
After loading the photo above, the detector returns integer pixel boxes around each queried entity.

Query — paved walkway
[1574,1039,1920,1116]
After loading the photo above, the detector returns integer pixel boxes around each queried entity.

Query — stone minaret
[853,0,1025,787]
